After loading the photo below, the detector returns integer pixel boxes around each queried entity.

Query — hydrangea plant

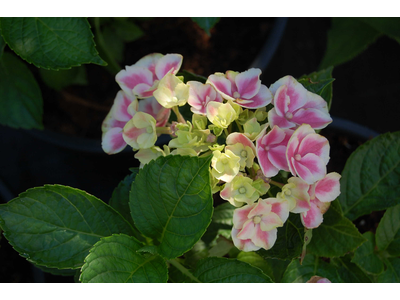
[1,52,399,283]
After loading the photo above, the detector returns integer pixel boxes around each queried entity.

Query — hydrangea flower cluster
[102,53,341,253]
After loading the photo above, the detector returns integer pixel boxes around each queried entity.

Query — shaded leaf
[378,258,400,283]
[307,202,366,257]
[0,17,106,70]
[359,17,400,44]
[80,234,168,283]
[339,132,400,220]
[194,257,273,283]
[298,67,334,110]
[0,52,43,129]
[39,66,88,91]
[376,204,400,256]
[237,251,275,281]
[202,202,234,245]
[351,231,384,275]
[0,185,134,269]
[282,254,341,283]
[319,17,381,69]
[0,34,5,59]
[130,155,213,259]
[257,213,304,260]
[191,17,220,36]
[332,255,372,283]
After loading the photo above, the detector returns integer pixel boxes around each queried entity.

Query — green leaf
[282,254,341,283]
[39,66,88,91]
[257,213,304,260]
[319,17,381,69]
[298,67,334,110]
[113,18,144,42]
[80,234,167,283]
[0,34,5,59]
[237,251,275,280]
[0,185,134,269]
[0,52,43,129]
[359,17,400,44]
[376,204,400,256]
[194,257,273,283]
[0,17,106,70]
[202,202,234,245]
[130,155,213,259]
[351,232,384,275]
[109,172,138,225]
[378,258,400,283]
[306,202,366,257]
[339,132,400,220]
[332,255,372,283]
[191,17,220,36]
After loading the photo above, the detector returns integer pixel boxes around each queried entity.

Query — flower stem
[172,106,186,124]
[167,259,201,283]
[269,180,284,188]
[156,127,171,135]
[235,119,243,133]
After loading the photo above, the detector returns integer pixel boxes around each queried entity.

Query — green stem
[168,259,201,283]
[94,17,121,74]
[172,106,186,124]
[156,126,171,135]
[235,119,243,133]
[269,180,284,188]
[223,128,229,137]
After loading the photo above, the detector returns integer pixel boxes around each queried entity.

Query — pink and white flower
[122,112,157,151]
[232,198,289,251]
[286,124,330,185]
[138,96,171,127]
[277,176,311,213]
[207,68,273,109]
[101,90,138,154]
[225,133,256,171]
[187,81,223,115]
[116,53,183,99]
[301,172,341,228]
[153,73,189,108]
[256,125,294,178]
[268,75,332,130]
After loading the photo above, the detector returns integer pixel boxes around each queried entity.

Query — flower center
[265,146,270,151]
[240,150,247,158]
[146,126,153,134]
[285,112,293,120]
[239,187,247,194]
[221,157,229,165]
[284,189,292,196]
[172,96,179,103]
[233,91,241,99]
[253,216,262,224]
[294,154,302,161]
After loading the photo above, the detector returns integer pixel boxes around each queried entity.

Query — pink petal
[251,227,277,250]
[293,153,327,184]
[268,108,296,129]
[315,172,341,202]
[235,68,261,99]
[268,145,290,172]
[155,53,183,80]
[237,219,257,240]
[132,82,158,98]
[264,198,290,223]
[292,108,332,130]
[135,53,163,77]
[207,73,233,100]
[113,91,136,122]
[301,199,324,229]
[139,97,171,127]
[231,227,260,252]
[116,66,153,98]
[233,204,254,229]
[274,85,290,117]
[258,150,280,178]
[237,84,273,109]
[101,127,127,154]
[226,133,256,153]
[298,133,330,165]
[248,200,272,219]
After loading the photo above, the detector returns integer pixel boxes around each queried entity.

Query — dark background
[1,17,399,282]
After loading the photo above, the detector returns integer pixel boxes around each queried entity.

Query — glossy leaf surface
[376,204,400,256]
[338,132,400,220]
[0,185,134,269]
[130,155,213,259]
